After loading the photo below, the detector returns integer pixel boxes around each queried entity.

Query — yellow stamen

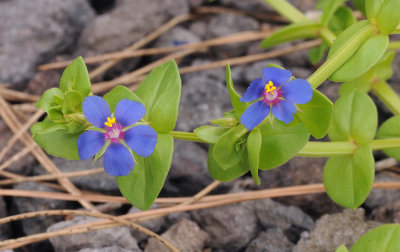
[104,117,116,127]
[265,81,276,95]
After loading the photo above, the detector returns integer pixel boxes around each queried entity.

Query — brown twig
[0,143,37,172]
[0,87,40,102]
[0,210,179,252]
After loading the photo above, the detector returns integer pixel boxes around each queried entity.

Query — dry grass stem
[0,87,40,102]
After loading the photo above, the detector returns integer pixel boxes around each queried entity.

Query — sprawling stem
[388,41,400,49]
[263,0,308,23]
[169,131,208,143]
[371,81,400,115]
[308,24,377,89]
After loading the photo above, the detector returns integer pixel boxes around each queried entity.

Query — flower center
[104,117,124,143]
[262,81,281,105]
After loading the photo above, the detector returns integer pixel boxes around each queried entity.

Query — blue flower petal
[262,67,292,86]
[104,143,134,176]
[115,99,146,127]
[124,125,157,157]
[82,96,111,128]
[240,101,270,130]
[282,79,313,104]
[77,131,105,160]
[240,78,265,102]
[272,100,297,124]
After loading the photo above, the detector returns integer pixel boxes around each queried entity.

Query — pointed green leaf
[35,88,64,113]
[336,245,349,252]
[103,85,143,112]
[247,128,261,185]
[366,0,400,34]
[62,90,84,115]
[135,60,181,133]
[208,145,249,182]
[329,91,377,145]
[194,126,230,144]
[259,120,310,170]
[260,21,321,49]
[329,6,356,32]
[309,42,328,65]
[213,124,249,169]
[60,57,91,97]
[116,133,173,210]
[226,63,247,116]
[296,90,332,139]
[377,116,400,159]
[323,145,374,208]
[320,0,346,26]
[350,224,400,252]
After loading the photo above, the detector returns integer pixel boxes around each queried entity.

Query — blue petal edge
[77,131,105,160]
[82,96,111,128]
[282,79,313,104]
[115,99,146,127]
[240,78,265,102]
[272,100,297,124]
[262,67,292,87]
[124,125,157,157]
[240,101,270,130]
[104,143,134,176]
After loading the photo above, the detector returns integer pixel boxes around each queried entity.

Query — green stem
[370,138,400,150]
[297,141,357,157]
[169,131,207,143]
[263,0,308,23]
[308,24,377,89]
[319,28,336,45]
[388,41,400,49]
[371,81,400,115]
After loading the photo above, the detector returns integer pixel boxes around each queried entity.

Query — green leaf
[208,145,249,182]
[330,34,389,82]
[62,91,83,115]
[48,107,64,122]
[323,145,374,208]
[366,0,400,34]
[194,126,230,144]
[336,245,349,252]
[103,85,143,112]
[329,91,377,145]
[226,63,247,116]
[213,124,249,169]
[247,128,261,185]
[260,21,321,49]
[376,116,400,159]
[259,120,310,170]
[135,60,181,133]
[296,90,332,139]
[320,0,346,26]
[352,0,366,14]
[116,133,173,210]
[31,120,80,160]
[309,42,328,65]
[350,224,400,252]
[60,57,91,97]
[329,6,356,32]
[35,88,64,112]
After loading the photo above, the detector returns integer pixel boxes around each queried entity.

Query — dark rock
[165,140,213,196]
[255,199,314,231]
[391,53,400,83]
[13,182,67,236]
[177,64,231,131]
[79,246,138,252]
[293,209,380,252]
[318,80,341,102]
[189,21,208,39]
[26,70,61,96]
[0,119,34,175]
[206,14,260,57]
[220,0,273,12]
[35,157,119,194]
[128,204,166,242]
[259,157,343,217]
[245,228,293,252]
[0,197,9,240]
[78,0,189,54]
[365,173,400,209]
[290,67,312,79]
[278,42,311,67]
[48,216,140,252]
[191,202,258,251]
[145,218,209,252]
[0,0,94,84]
[370,199,400,223]
[154,27,201,48]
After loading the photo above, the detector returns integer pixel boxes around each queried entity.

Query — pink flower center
[104,117,124,143]
[262,81,282,106]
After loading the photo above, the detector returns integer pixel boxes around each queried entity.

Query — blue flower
[240,67,313,130]
[77,96,157,176]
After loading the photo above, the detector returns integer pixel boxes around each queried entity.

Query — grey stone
[189,21,208,39]
[13,182,67,236]
[244,60,284,84]
[154,27,201,48]
[177,66,232,131]
[78,0,189,54]
[128,204,166,242]
[206,14,260,57]
[191,202,258,251]
[370,199,400,223]
[245,228,293,252]
[293,209,380,252]
[0,197,9,240]
[290,67,312,79]
[79,246,138,252]
[48,216,140,252]
[365,173,400,209]
[0,0,94,84]
[278,42,311,67]
[255,199,314,231]
[220,0,273,12]
[166,140,213,195]
[35,157,119,193]
[145,218,209,252]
